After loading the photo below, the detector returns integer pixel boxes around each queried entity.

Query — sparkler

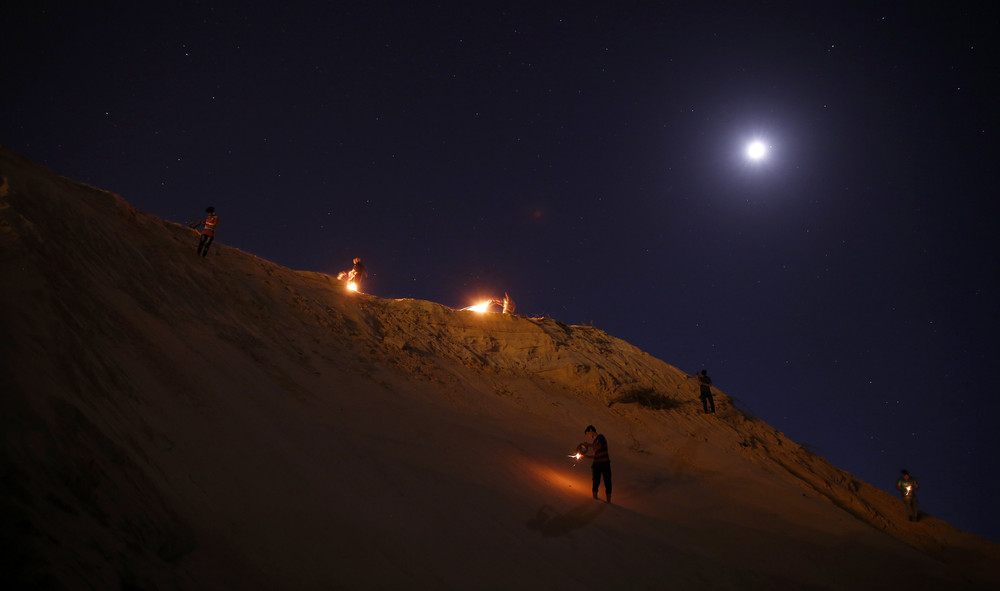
[568,442,589,462]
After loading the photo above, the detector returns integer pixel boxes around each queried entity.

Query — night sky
[4,3,998,543]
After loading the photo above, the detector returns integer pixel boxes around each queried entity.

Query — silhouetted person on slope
[698,369,715,413]
[492,292,515,314]
[584,425,612,503]
[896,469,920,522]
[350,257,367,291]
[502,292,514,314]
[193,206,219,257]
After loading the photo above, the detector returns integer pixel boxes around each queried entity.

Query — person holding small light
[193,206,218,257]
[349,257,367,291]
[896,469,920,522]
[584,425,612,503]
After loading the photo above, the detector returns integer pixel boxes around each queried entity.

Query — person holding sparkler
[896,469,920,522]
[583,425,612,503]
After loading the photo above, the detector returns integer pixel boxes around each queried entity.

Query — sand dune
[1,145,997,589]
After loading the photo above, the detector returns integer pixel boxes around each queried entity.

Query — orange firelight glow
[525,460,589,494]
[347,282,358,292]
[467,300,491,313]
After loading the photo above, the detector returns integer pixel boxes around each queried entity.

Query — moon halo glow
[746,140,768,161]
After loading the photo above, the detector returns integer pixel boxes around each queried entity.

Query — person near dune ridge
[192,206,218,257]
[697,369,715,414]
[896,469,920,522]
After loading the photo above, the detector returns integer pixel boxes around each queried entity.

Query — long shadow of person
[525,501,606,538]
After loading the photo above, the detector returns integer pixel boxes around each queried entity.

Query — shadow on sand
[525,501,607,537]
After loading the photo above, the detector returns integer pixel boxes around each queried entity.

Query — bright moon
[746,141,768,160]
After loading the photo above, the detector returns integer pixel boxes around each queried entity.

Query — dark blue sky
[4,2,997,543]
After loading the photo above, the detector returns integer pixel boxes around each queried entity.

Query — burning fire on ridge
[332,251,516,314]
[460,300,493,313]
[458,292,515,314]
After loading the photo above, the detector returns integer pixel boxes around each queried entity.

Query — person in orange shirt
[194,206,219,257]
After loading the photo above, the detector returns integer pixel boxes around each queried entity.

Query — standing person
[896,469,920,522]
[501,292,515,315]
[584,425,612,503]
[349,257,367,291]
[493,292,516,314]
[698,370,715,414]
[193,206,219,257]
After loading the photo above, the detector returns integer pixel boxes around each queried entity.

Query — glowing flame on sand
[461,300,492,313]
[347,282,358,292]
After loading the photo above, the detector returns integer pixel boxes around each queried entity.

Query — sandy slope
[1,145,998,590]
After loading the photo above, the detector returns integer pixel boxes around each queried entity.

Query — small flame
[347,282,358,292]
[569,453,582,460]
